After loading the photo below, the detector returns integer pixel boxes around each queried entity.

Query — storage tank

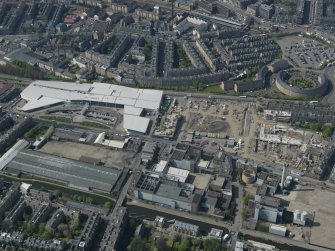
[301,211,308,222]
[294,210,300,220]
[286,176,292,186]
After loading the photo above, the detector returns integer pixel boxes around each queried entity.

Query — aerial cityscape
[0,0,334,251]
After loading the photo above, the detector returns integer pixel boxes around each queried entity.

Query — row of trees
[0,61,46,80]
[52,190,95,204]
[128,235,226,251]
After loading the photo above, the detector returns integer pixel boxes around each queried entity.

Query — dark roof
[6,150,121,192]
[0,84,14,95]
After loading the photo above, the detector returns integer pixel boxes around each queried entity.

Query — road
[108,153,142,217]
[240,229,333,251]
[128,197,333,251]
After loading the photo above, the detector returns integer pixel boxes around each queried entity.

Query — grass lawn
[255,222,269,233]
[40,115,72,123]
[25,125,50,139]
[290,77,314,88]
[201,84,224,94]
[177,47,192,68]
[80,121,110,129]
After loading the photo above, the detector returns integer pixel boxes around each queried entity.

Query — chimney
[280,166,285,189]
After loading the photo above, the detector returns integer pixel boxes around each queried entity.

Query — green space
[243,194,250,206]
[144,42,153,63]
[176,47,192,68]
[80,121,110,129]
[242,208,249,221]
[17,206,88,241]
[200,84,224,94]
[1,11,11,26]
[100,36,120,54]
[290,77,314,89]
[234,67,259,84]
[297,121,333,138]
[302,34,335,48]
[47,74,74,82]
[255,222,269,233]
[25,125,50,139]
[0,60,46,80]
[236,167,243,182]
[128,231,225,251]
[40,115,72,123]
[271,32,300,40]
[68,65,80,74]
[13,60,41,71]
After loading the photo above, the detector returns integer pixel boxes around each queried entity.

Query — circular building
[242,169,256,184]
[275,70,329,98]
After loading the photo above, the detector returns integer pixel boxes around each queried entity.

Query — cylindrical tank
[242,169,255,184]
[301,211,308,222]
[294,210,300,220]
[285,180,291,187]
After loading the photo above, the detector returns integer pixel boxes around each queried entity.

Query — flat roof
[155,183,191,203]
[123,115,150,134]
[6,149,121,192]
[166,167,189,183]
[20,81,163,111]
[20,81,162,134]
[153,160,168,173]
[124,105,143,116]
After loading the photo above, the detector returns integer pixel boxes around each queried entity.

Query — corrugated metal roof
[6,150,122,192]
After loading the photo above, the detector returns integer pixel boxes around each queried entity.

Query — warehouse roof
[166,167,190,183]
[124,105,143,116]
[21,81,163,111]
[123,115,150,134]
[6,150,121,192]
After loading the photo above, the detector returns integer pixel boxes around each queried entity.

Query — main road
[127,198,333,251]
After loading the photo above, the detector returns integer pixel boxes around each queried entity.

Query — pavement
[241,229,333,251]
[128,196,333,251]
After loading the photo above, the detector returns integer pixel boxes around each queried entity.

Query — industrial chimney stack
[280,166,286,189]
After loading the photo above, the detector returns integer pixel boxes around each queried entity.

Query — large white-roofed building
[123,115,150,134]
[166,167,190,183]
[20,80,163,134]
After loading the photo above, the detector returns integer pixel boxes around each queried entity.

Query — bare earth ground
[39,141,134,169]
[280,185,335,249]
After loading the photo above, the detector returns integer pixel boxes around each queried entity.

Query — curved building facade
[275,70,329,98]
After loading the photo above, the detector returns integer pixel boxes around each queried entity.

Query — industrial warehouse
[5,149,122,193]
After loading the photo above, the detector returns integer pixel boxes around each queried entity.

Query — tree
[128,237,147,251]
[243,194,250,206]
[41,229,54,240]
[236,167,243,182]
[156,237,169,251]
[242,208,249,221]
[203,239,221,251]
[53,190,62,198]
[103,201,112,209]
[179,238,192,251]
[69,219,79,234]
[85,197,94,204]
[322,125,333,138]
